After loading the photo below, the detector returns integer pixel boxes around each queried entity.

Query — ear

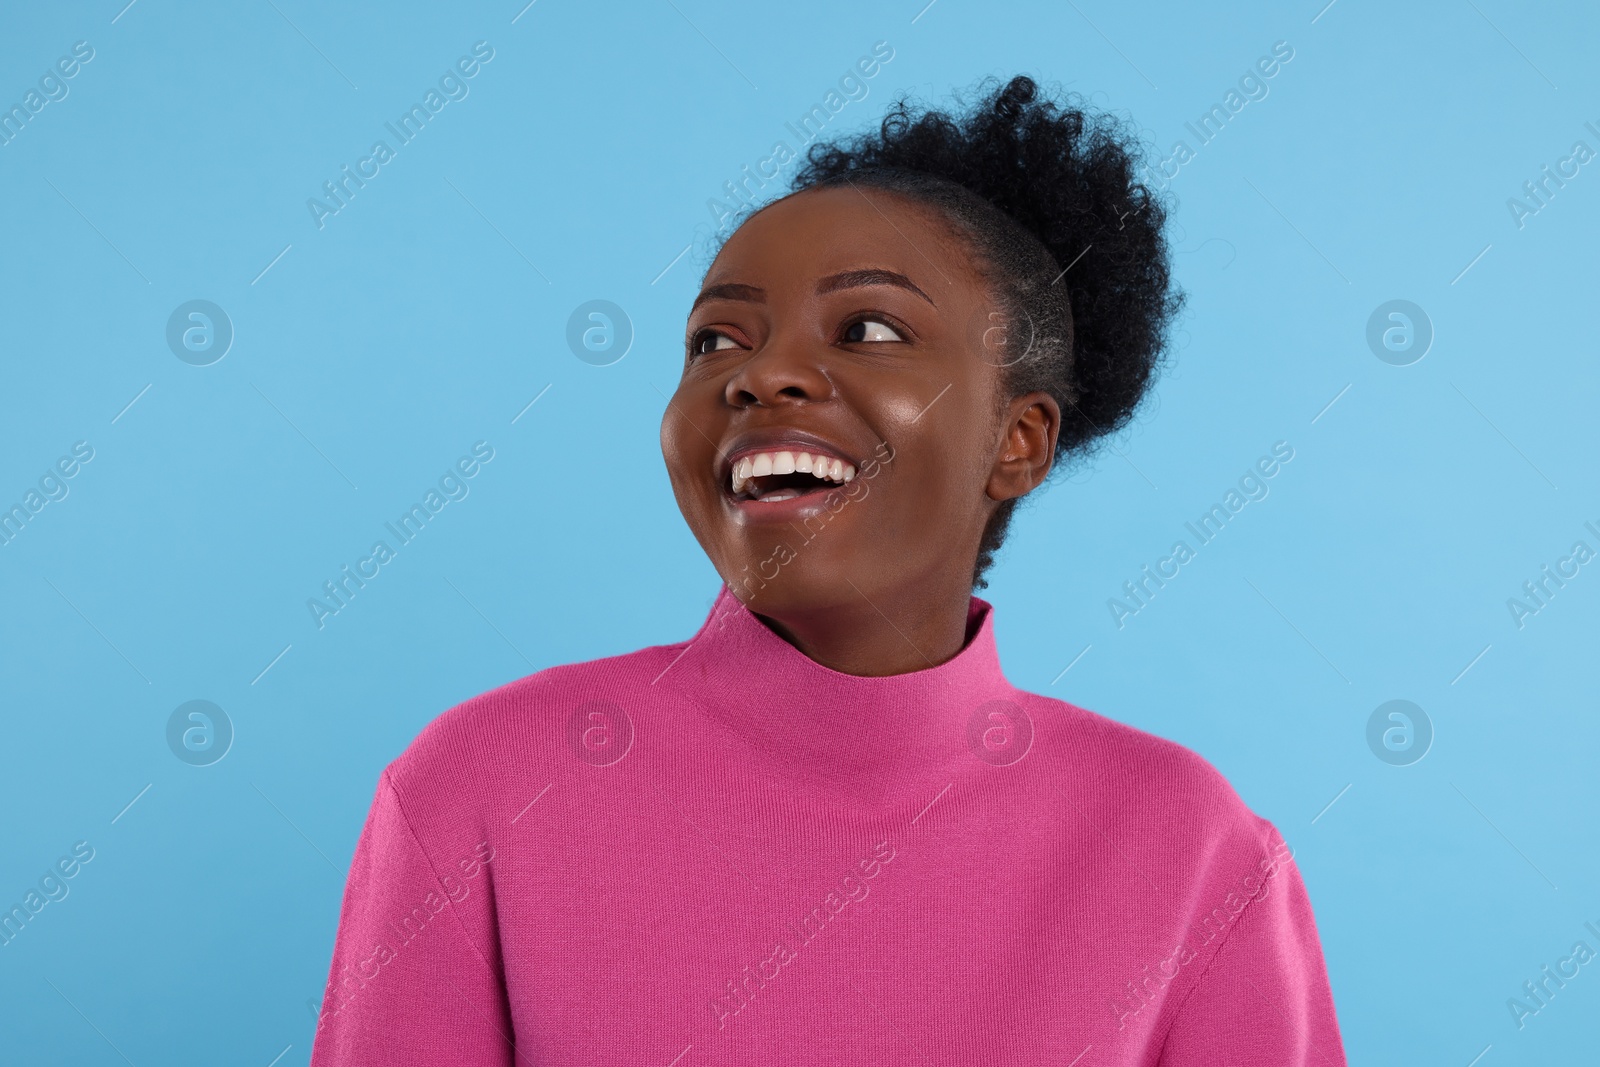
[986,390,1060,502]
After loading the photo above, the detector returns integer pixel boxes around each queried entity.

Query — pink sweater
[310,584,1346,1065]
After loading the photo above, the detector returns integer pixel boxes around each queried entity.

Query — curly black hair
[722,75,1183,590]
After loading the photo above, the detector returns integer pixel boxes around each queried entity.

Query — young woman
[310,76,1346,1065]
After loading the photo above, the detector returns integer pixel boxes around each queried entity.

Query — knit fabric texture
[309,583,1346,1065]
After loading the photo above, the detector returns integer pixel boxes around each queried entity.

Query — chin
[719,554,853,616]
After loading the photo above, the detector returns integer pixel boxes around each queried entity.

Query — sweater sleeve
[309,767,518,1066]
[1156,825,1347,1067]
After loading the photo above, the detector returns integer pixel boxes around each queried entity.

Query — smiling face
[660,184,1059,628]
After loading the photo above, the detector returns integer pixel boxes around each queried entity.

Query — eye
[691,328,741,357]
[842,317,904,343]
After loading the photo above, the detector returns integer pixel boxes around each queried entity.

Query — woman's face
[660,185,1055,616]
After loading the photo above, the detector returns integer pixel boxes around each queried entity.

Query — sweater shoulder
[1016,689,1278,847]
[384,638,688,797]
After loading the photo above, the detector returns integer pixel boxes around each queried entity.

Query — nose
[723,334,834,408]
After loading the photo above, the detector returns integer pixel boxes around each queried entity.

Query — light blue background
[2,0,1596,1063]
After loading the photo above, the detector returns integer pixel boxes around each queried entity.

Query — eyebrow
[690,268,937,314]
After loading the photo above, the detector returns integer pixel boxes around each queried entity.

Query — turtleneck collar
[667,583,1022,805]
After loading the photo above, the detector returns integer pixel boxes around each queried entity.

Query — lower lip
[722,484,853,521]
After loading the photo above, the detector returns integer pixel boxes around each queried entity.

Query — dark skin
[660,186,1061,677]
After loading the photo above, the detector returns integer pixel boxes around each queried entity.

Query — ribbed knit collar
[669,582,1021,803]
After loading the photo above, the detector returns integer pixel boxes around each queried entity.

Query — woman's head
[661,75,1182,618]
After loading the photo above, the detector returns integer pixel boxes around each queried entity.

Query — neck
[741,576,977,677]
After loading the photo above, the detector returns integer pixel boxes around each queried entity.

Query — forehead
[705,186,979,292]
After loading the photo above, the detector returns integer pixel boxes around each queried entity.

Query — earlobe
[986,391,1060,502]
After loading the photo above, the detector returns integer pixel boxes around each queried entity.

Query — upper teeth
[730,450,856,496]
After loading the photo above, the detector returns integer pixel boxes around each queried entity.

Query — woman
[310,76,1346,1065]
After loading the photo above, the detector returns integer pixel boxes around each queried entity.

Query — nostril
[722,346,834,407]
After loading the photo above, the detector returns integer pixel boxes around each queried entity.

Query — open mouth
[726,450,857,504]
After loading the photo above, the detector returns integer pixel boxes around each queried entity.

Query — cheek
[658,408,677,469]
[899,399,997,489]
[872,437,965,533]
[659,399,702,485]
